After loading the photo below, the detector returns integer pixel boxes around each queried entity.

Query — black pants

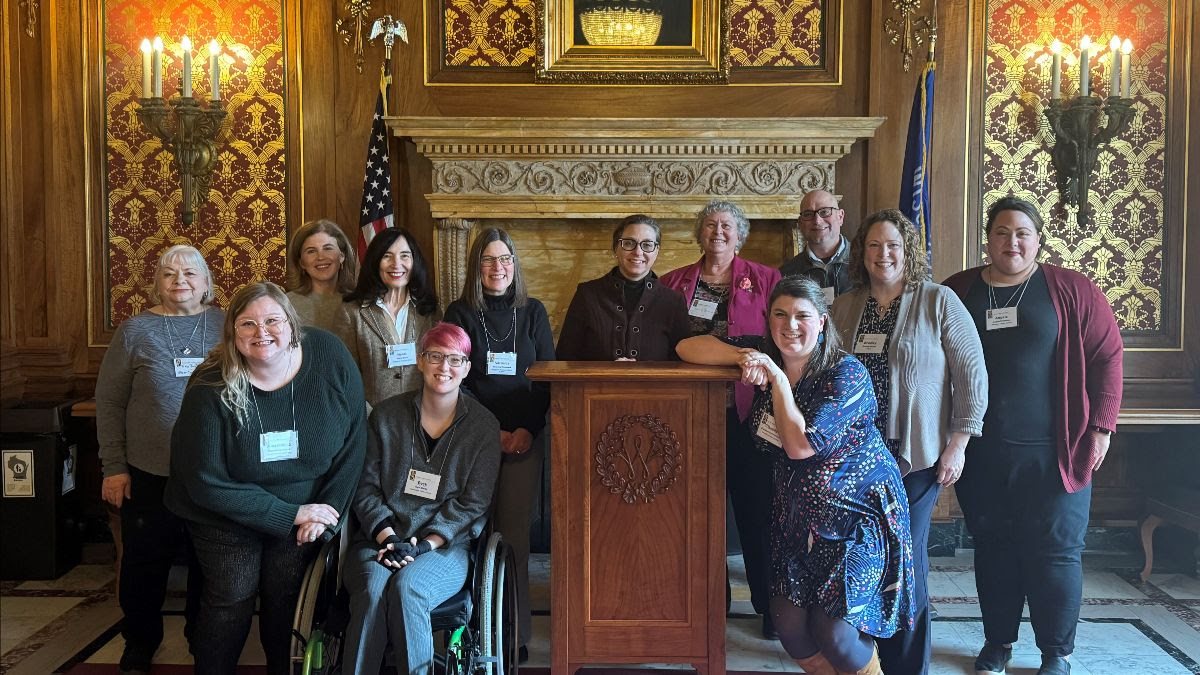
[727,408,773,614]
[119,466,201,660]
[956,440,1091,657]
[187,521,319,675]
[877,466,940,675]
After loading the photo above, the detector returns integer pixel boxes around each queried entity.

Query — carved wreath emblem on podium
[594,414,682,504]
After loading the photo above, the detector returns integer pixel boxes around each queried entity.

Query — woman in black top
[557,214,690,361]
[443,227,554,658]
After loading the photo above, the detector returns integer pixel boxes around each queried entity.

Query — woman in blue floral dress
[678,276,913,675]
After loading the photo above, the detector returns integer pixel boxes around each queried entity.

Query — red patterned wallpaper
[981,0,1169,331]
[104,0,287,324]
[439,0,825,70]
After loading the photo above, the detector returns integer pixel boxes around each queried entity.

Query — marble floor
[2,550,1198,673]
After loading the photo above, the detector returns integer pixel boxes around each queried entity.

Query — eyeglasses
[616,238,660,253]
[235,316,288,336]
[480,254,515,268]
[422,351,470,367]
[798,207,840,221]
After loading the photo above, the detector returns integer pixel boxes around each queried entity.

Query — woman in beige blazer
[829,209,987,675]
[333,227,440,407]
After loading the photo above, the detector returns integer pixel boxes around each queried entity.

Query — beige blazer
[830,281,987,474]
[332,298,439,407]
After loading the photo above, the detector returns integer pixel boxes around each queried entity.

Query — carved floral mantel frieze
[386,116,885,302]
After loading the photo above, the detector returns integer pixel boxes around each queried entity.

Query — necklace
[164,311,206,355]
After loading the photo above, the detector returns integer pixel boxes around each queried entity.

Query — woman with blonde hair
[285,219,358,331]
[96,244,223,673]
[830,209,987,674]
[166,282,366,675]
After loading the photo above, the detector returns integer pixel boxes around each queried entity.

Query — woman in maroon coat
[943,196,1123,675]
[557,214,690,361]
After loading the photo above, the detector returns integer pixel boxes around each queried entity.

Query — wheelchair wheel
[291,536,341,673]
[477,532,519,675]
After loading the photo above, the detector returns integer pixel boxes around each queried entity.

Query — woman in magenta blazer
[662,199,781,638]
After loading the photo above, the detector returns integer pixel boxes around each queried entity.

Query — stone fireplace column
[435,217,475,311]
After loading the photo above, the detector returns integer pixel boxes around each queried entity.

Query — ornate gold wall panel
[104,0,286,325]
[729,0,823,67]
[443,0,537,67]
[981,0,1168,332]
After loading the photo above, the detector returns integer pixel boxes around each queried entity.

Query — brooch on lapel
[739,276,754,292]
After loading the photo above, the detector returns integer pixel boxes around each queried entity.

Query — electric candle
[152,36,164,98]
[1121,39,1132,98]
[181,36,193,98]
[139,39,152,99]
[209,40,221,101]
[1079,35,1091,96]
[1109,36,1120,96]
[1050,40,1062,100]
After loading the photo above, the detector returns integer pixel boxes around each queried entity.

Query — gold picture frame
[535,0,729,84]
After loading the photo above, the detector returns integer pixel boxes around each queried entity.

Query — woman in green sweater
[166,282,366,675]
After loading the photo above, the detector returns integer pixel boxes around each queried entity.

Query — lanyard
[163,311,206,355]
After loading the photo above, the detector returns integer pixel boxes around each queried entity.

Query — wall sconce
[135,36,226,226]
[1044,35,1134,227]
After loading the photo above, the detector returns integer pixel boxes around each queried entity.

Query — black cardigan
[443,289,555,436]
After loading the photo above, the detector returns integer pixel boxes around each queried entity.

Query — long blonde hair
[193,282,303,425]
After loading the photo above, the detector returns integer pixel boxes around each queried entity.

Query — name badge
[486,351,518,376]
[404,468,442,500]
[854,333,887,354]
[260,430,299,463]
[756,413,782,447]
[689,298,718,320]
[985,307,1018,331]
[173,357,203,378]
[386,343,417,368]
[822,287,836,305]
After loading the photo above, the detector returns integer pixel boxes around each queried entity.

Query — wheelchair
[291,525,520,675]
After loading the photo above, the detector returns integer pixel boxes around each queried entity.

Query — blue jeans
[186,521,318,675]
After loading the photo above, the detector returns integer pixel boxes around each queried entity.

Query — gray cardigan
[830,281,988,474]
[352,390,502,547]
[332,298,439,407]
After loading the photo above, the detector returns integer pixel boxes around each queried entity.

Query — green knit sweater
[165,328,367,538]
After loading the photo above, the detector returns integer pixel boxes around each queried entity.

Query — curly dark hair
[848,209,930,288]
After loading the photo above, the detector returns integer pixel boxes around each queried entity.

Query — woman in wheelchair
[344,322,503,674]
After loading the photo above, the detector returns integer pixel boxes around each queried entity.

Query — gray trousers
[343,540,470,675]
[493,432,544,646]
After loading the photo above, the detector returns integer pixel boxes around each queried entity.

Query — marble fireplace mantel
[386,116,885,304]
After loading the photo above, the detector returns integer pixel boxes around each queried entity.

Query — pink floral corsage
[739,276,754,292]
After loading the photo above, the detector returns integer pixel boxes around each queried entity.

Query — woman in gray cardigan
[343,322,502,675]
[830,209,987,675]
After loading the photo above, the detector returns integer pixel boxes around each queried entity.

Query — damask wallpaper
[104,0,286,324]
[981,0,1168,331]
[440,0,825,69]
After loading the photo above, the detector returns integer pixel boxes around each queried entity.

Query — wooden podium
[528,362,739,675]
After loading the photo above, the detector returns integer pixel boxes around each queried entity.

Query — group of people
[95,190,1122,675]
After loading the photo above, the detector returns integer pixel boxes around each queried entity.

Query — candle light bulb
[181,35,192,52]
[153,36,163,52]
[209,40,220,57]
[151,36,164,98]
[139,39,152,99]
[1050,39,1062,55]
[1109,35,1120,51]
[1122,38,1132,54]
[1080,35,1091,50]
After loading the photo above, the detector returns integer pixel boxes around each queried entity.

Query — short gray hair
[150,245,216,305]
[693,200,751,252]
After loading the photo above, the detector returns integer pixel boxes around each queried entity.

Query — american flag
[357,76,393,258]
